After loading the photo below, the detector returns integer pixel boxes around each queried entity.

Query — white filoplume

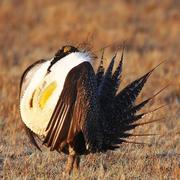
[20,52,91,136]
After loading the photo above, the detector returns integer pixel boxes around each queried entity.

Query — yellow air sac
[39,81,57,109]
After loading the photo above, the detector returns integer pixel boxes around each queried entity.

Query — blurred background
[0,0,179,179]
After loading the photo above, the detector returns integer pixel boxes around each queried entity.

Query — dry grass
[0,0,179,179]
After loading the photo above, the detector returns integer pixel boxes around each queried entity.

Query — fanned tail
[96,49,167,151]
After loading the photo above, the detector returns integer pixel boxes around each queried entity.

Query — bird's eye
[63,46,71,53]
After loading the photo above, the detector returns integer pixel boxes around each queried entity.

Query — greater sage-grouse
[19,45,165,174]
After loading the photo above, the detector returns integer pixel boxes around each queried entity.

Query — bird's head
[47,45,88,73]
[54,45,79,60]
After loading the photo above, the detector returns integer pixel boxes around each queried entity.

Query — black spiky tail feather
[98,53,116,108]
[111,48,124,97]
[96,49,105,87]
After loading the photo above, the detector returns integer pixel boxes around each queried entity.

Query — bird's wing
[43,61,103,152]
[19,59,47,151]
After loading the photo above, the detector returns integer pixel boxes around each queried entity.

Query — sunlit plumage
[19,45,165,174]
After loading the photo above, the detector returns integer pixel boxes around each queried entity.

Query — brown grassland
[0,0,179,179]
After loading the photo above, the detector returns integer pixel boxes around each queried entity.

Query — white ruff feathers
[20,52,91,136]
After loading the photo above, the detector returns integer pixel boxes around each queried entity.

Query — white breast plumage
[20,52,91,136]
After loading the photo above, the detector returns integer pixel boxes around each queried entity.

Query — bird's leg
[65,145,76,175]
[65,155,75,175]
[73,155,80,173]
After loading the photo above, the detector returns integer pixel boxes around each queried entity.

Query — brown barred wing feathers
[43,62,104,152]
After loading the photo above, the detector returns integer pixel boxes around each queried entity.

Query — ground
[0,0,179,179]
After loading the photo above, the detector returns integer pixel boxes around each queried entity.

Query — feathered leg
[65,155,80,175]
[65,145,76,175]
[73,156,80,173]
[65,155,75,175]
[65,144,81,175]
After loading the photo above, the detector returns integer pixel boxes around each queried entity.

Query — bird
[19,45,166,174]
